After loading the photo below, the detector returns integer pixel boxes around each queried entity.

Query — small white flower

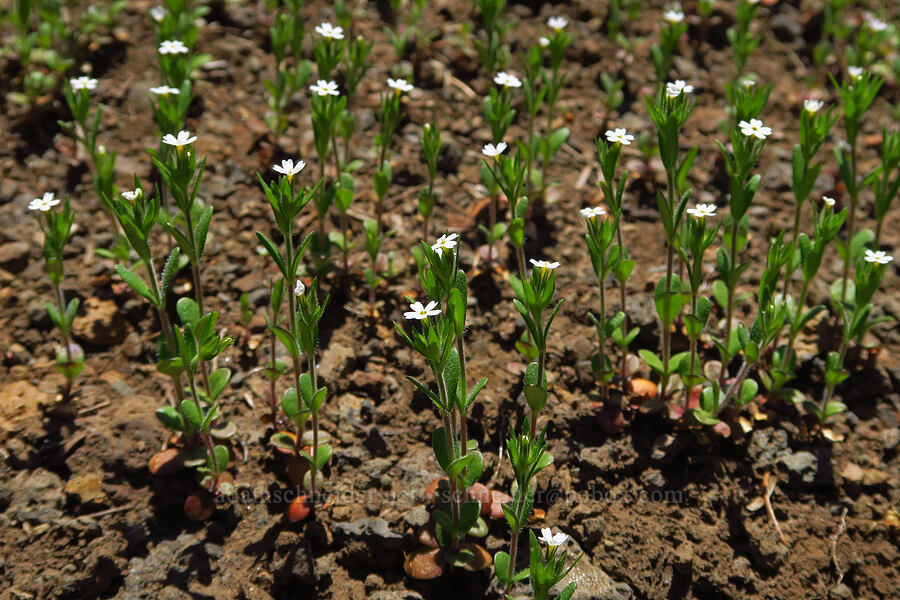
[294,280,306,296]
[158,40,188,55]
[867,17,888,32]
[537,527,569,547]
[70,76,98,91]
[547,16,568,30]
[404,300,441,320]
[310,79,340,96]
[580,206,607,220]
[149,85,180,95]
[746,0,760,4]
[738,118,772,140]
[482,142,507,157]
[740,77,756,88]
[150,5,166,22]
[315,22,344,40]
[822,196,835,206]
[493,71,522,88]
[848,66,864,80]
[864,249,893,264]
[273,159,306,179]
[665,79,694,98]
[663,8,684,23]
[686,203,717,218]
[530,258,561,270]
[803,99,824,113]
[387,78,414,94]
[121,189,142,201]
[539,36,550,48]
[431,233,459,257]
[162,130,197,148]
[605,128,634,145]
[28,192,60,212]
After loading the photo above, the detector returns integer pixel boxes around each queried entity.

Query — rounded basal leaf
[302,469,324,491]
[270,431,297,454]
[455,542,493,572]
[178,445,209,468]
[286,495,311,523]
[627,377,658,400]
[301,429,331,446]
[403,547,446,580]
[210,420,237,439]
[148,448,181,475]
[468,516,489,538]
[184,491,215,521]
[155,406,184,431]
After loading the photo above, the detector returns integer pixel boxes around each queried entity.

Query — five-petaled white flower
[121,189,142,201]
[159,40,188,55]
[404,300,441,320]
[431,233,459,257]
[28,192,60,212]
[310,79,340,96]
[537,528,569,547]
[740,77,756,88]
[294,280,306,296]
[150,85,180,95]
[864,249,893,264]
[70,76,98,91]
[273,158,306,179]
[665,79,694,98]
[387,78,414,94]
[663,8,684,23]
[494,71,522,88]
[539,36,550,48]
[605,128,634,145]
[848,66,864,80]
[162,130,197,148]
[150,5,166,22]
[822,196,835,206]
[580,206,607,220]
[530,258,560,270]
[547,16,568,30]
[867,17,888,32]
[482,142,507,157]
[738,118,771,140]
[315,22,344,40]
[687,203,717,218]
[803,99,823,113]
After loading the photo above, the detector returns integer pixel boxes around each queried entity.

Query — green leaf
[116,264,157,305]
[639,349,664,375]
[213,444,229,472]
[176,297,200,328]
[208,368,230,401]
[181,399,203,430]
[195,205,213,258]
[493,551,511,586]
[270,431,296,452]
[313,443,332,470]
[155,406,184,431]
[432,427,452,472]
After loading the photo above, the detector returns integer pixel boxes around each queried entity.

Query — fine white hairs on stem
[404,300,441,320]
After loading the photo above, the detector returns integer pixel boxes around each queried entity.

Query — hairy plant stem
[144,258,185,406]
[840,141,858,303]
[781,200,804,303]
[456,335,469,457]
[781,277,811,374]
[504,489,527,591]
[488,191,498,265]
[616,225,629,379]
[718,357,752,415]
[186,367,220,485]
[308,352,320,502]
[721,216,740,387]
[514,241,527,281]
[339,210,349,273]
[598,257,609,402]
[660,170,676,401]
[182,214,212,400]
[686,293,698,406]
[438,370,461,546]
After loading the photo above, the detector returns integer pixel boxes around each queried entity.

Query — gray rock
[748,428,790,472]
[550,537,633,600]
[403,505,429,529]
[881,428,900,452]
[0,241,31,273]
[369,591,425,600]
[746,520,788,572]
[332,518,405,550]
[778,451,818,485]
[275,540,316,586]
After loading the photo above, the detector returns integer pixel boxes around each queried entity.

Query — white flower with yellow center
[863,250,893,264]
[273,159,306,180]
[159,40,188,55]
[310,80,340,96]
[70,76,98,91]
[121,189,142,201]
[803,99,823,113]
[28,192,60,212]
[150,85,180,96]
[494,71,522,88]
[822,196,835,206]
[580,206,607,220]
[530,258,560,270]
[738,118,771,140]
[482,142,507,157]
[431,233,459,257]
[663,8,684,23]
[315,22,344,40]
[686,203,717,218]
[162,130,197,149]
[537,528,569,547]
[665,79,694,98]
[387,78,414,94]
[404,300,441,320]
[547,16,568,30]
[605,128,634,145]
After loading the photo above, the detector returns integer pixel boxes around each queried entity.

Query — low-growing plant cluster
[8,0,899,596]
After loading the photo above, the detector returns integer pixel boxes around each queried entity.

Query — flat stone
[64,473,107,506]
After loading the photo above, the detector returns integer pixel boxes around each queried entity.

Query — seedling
[473,0,512,75]
[651,6,686,86]
[265,1,312,134]
[527,529,582,600]
[727,0,760,83]
[29,193,83,401]
[374,78,413,230]
[420,123,442,240]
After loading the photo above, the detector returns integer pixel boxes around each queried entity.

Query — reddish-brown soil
[1,1,898,599]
